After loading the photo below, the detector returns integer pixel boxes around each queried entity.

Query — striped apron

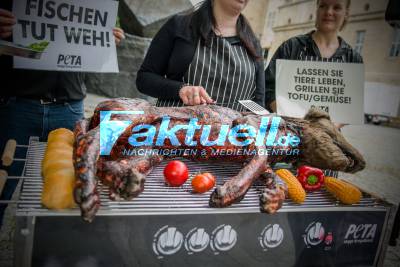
[156,36,256,111]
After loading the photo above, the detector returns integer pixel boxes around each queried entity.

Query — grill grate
[16,138,383,216]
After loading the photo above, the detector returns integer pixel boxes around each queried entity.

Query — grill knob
[156,227,183,255]
[186,228,210,253]
[262,224,284,248]
[212,225,237,251]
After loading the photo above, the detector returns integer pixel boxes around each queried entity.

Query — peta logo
[343,224,377,245]
[57,54,82,68]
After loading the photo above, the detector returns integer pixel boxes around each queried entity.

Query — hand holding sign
[12,0,120,72]
[0,8,16,39]
[112,27,125,46]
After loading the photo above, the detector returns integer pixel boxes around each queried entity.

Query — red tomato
[191,173,216,193]
[163,160,189,187]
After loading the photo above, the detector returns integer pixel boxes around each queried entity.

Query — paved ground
[339,124,400,205]
[339,124,400,267]
[0,94,399,266]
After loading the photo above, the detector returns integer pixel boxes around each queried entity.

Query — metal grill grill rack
[12,137,395,267]
[16,137,384,217]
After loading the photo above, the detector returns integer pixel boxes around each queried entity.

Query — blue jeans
[0,97,84,228]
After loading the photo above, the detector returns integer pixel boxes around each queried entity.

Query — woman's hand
[0,9,16,39]
[113,27,125,45]
[269,100,277,113]
[179,85,214,106]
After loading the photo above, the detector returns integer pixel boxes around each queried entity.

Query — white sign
[276,59,364,124]
[12,0,119,72]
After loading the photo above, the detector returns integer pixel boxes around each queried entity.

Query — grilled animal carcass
[73,98,365,222]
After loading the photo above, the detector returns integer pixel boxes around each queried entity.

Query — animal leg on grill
[97,154,163,200]
[207,115,270,207]
[75,114,167,221]
[259,171,287,214]
[73,120,101,222]
[209,153,269,207]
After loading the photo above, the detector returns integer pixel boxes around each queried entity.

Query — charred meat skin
[209,153,269,207]
[73,119,101,222]
[259,172,287,214]
[74,98,365,221]
[97,154,163,200]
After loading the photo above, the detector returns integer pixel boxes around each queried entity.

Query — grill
[13,137,394,267]
[17,138,381,216]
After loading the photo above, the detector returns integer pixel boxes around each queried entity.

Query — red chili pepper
[297,165,325,191]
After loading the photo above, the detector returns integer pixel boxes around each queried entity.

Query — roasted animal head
[295,108,366,173]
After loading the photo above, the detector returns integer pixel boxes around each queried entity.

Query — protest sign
[276,59,364,124]
[12,0,119,72]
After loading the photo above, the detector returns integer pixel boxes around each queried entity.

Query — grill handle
[2,139,17,166]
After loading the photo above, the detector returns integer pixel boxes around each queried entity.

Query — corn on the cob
[275,169,306,204]
[324,176,361,204]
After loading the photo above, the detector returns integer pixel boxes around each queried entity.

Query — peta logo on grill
[57,54,82,69]
[343,224,377,245]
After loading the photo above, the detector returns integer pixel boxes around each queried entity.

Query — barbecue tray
[14,137,395,267]
[0,40,43,59]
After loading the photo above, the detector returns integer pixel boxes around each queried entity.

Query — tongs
[238,100,270,116]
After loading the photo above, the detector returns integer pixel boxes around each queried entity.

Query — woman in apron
[265,2,363,265]
[136,0,265,111]
[265,0,362,112]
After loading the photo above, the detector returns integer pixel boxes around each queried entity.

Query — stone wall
[120,0,193,38]
[86,0,193,101]
[85,33,155,102]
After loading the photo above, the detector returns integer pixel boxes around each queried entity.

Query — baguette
[41,128,76,209]
[47,128,74,146]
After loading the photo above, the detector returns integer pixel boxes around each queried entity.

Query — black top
[265,31,363,110]
[0,0,86,101]
[136,14,265,107]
